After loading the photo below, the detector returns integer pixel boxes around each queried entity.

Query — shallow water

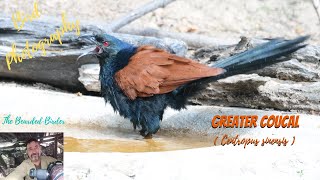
[64,135,216,153]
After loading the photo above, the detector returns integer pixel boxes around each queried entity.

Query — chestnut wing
[115,46,224,100]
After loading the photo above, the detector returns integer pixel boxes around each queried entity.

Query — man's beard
[30,153,40,161]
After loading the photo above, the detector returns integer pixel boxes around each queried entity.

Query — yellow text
[12,2,41,31]
[5,13,81,70]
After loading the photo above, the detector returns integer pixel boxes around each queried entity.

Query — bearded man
[5,138,57,180]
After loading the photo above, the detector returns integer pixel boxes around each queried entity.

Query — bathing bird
[78,34,308,138]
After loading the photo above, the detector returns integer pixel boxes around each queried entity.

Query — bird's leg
[130,119,138,131]
[139,120,147,136]
[139,118,157,139]
[139,129,146,136]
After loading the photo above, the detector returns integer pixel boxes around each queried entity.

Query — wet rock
[78,64,101,92]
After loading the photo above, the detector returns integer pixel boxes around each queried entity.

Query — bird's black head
[77,34,132,64]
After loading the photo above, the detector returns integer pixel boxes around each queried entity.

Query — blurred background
[1,0,319,43]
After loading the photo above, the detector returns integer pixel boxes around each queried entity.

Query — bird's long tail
[213,35,309,75]
[171,36,309,108]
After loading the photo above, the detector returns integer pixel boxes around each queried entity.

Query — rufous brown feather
[115,45,225,100]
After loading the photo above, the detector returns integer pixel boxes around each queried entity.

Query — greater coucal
[78,34,308,138]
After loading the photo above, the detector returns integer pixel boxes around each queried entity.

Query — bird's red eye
[103,41,109,47]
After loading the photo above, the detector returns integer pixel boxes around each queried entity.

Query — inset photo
[0,133,63,180]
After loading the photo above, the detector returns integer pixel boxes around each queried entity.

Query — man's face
[27,141,41,162]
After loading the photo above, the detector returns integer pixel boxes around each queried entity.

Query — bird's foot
[139,130,153,139]
[144,133,153,139]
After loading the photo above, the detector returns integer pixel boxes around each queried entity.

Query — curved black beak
[77,35,99,61]
[77,50,97,61]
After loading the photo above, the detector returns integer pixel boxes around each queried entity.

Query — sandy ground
[0,82,319,179]
[0,0,319,43]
